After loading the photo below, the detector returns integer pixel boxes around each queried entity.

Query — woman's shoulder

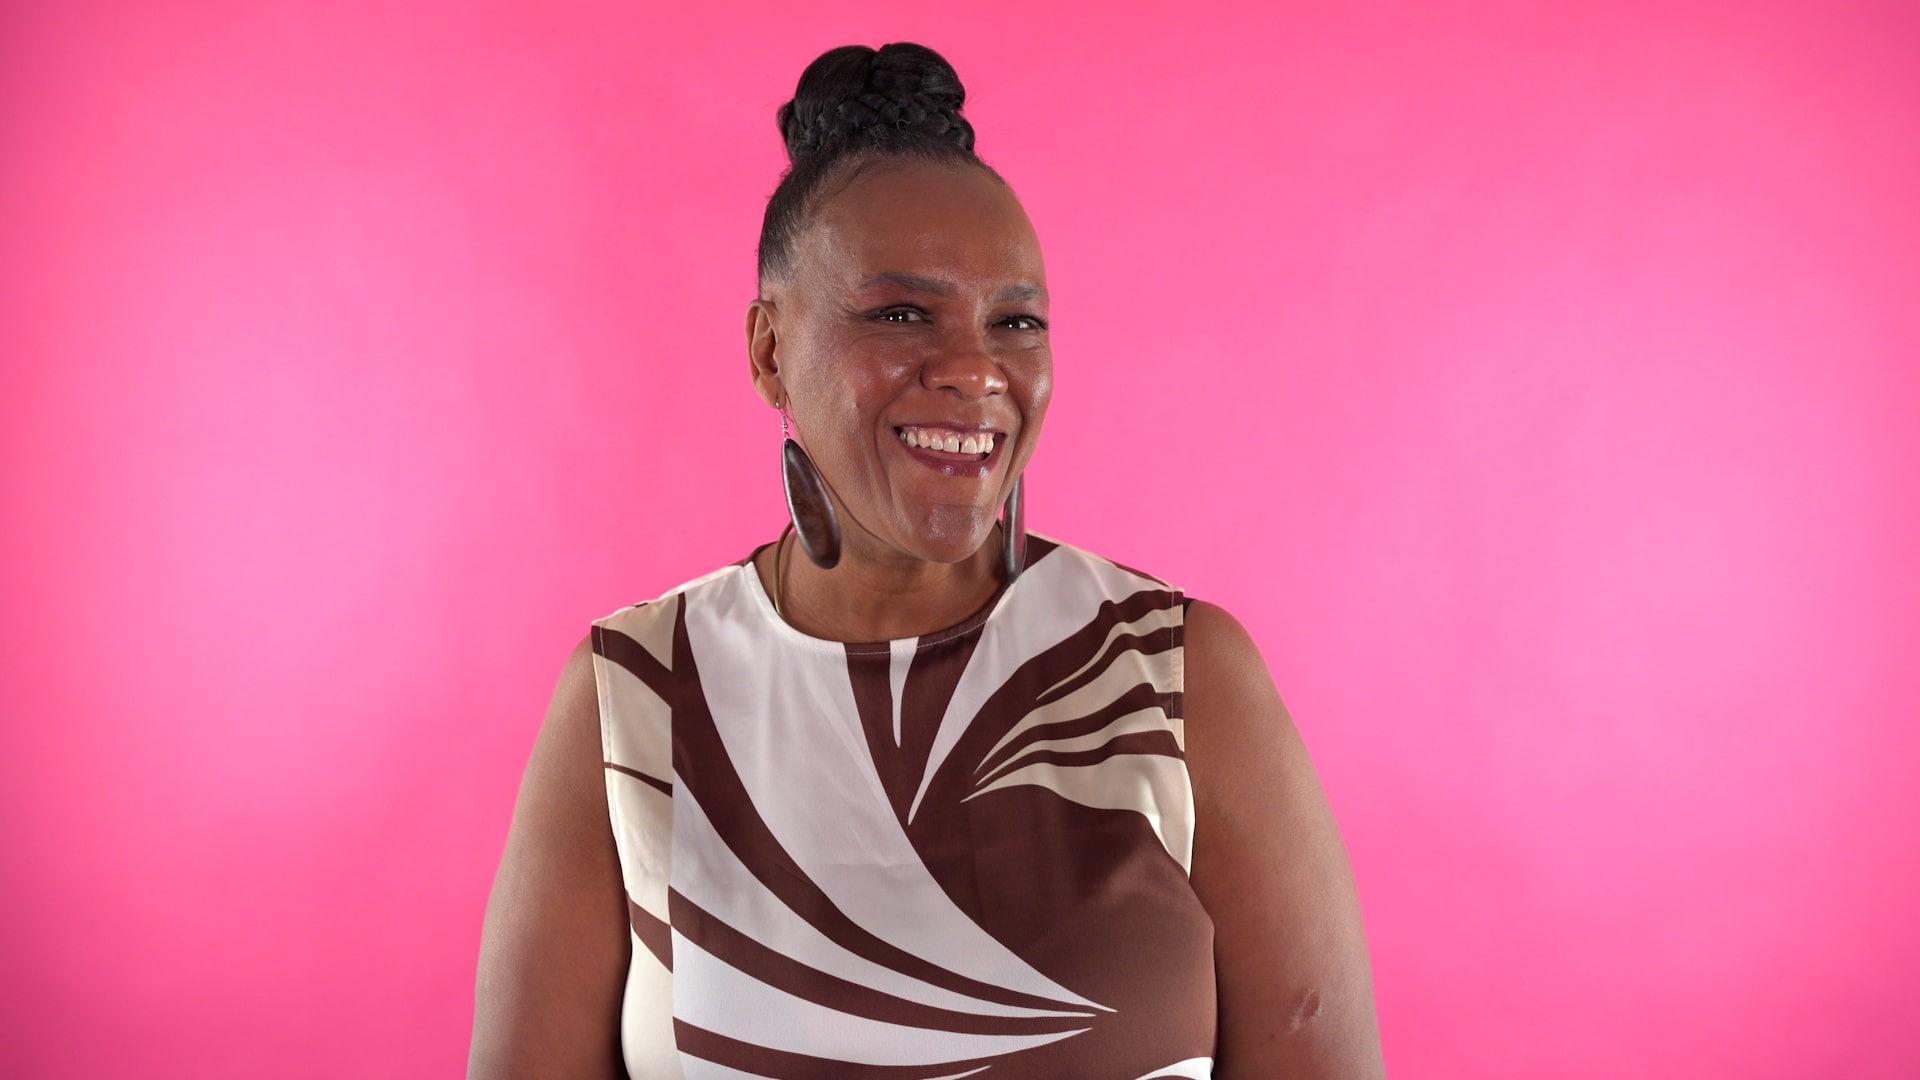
[1166,593,1303,764]
[1180,600,1264,680]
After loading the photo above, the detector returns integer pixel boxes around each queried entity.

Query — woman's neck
[757,523,1007,642]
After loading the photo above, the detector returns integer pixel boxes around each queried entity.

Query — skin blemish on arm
[1287,987,1324,1033]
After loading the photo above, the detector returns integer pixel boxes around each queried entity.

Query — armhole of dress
[1170,590,1195,877]
[1172,595,1193,723]
[588,621,622,837]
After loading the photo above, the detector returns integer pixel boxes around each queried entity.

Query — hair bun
[776,43,975,163]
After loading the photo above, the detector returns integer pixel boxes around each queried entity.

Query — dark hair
[756,43,997,284]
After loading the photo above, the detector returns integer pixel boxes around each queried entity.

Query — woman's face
[752,160,1053,566]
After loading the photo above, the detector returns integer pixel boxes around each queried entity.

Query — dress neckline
[737,540,1016,656]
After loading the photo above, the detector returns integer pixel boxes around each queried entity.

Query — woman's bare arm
[469,634,632,1079]
[1183,601,1384,1078]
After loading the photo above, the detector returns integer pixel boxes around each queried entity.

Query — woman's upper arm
[469,633,632,1080]
[1182,600,1384,1079]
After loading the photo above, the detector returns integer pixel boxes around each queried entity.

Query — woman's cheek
[1021,358,1054,414]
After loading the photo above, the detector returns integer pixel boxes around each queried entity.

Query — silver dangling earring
[1002,474,1026,583]
[780,402,841,569]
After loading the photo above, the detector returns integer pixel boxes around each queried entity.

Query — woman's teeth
[898,427,997,456]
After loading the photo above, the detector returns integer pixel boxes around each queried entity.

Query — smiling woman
[468,42,1383,1080]
[753,158,1049,613]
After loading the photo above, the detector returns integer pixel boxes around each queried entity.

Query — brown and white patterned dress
[591,533,1217,1078]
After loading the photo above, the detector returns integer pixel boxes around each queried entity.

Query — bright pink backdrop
[3,2,1916,1076]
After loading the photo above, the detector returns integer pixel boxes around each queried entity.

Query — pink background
[4,2,1916,1076]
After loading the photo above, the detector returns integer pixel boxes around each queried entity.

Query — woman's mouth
[895,425,998,461]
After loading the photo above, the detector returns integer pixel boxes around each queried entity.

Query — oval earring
[780,404,842,569]
[1002,474,1025,582]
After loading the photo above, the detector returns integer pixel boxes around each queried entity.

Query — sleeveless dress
[590,533,1217,1078]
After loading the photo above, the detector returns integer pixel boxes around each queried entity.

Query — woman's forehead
[801,163,1046,290]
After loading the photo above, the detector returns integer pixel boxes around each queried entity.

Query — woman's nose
[921,331,1009,398]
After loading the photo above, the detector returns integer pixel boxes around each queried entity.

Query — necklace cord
[773,521,794,623]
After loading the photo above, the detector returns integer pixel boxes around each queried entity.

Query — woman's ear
[746,298,783,408]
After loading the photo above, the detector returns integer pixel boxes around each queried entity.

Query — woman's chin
[896,511,1001,565]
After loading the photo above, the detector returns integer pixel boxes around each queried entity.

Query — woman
[471,42,1383,1079]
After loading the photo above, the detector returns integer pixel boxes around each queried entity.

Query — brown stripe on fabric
[843,647,912,820]
[842,637,984,829]
[850,627,985,827]
[604,760,672,797]
[664,599,1087,1015]
[673,1019,1011,1079]
[628,895,672,972]
[983,589,1172,725]
[1168,591,1187,721]
[916,588,1176,815]
[973,729,1186,792]
[1034,627,1178,709]
[668,888,1091,1037]
[1022,533,1060,569]
[972,681,1167,781]
[595,624,687,711]
[900,629,979,785]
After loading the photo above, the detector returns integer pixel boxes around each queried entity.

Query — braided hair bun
[757,42,994,282]
[776,43,975,162]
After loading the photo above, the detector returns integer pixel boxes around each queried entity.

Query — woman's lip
[891,423,1007,436]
